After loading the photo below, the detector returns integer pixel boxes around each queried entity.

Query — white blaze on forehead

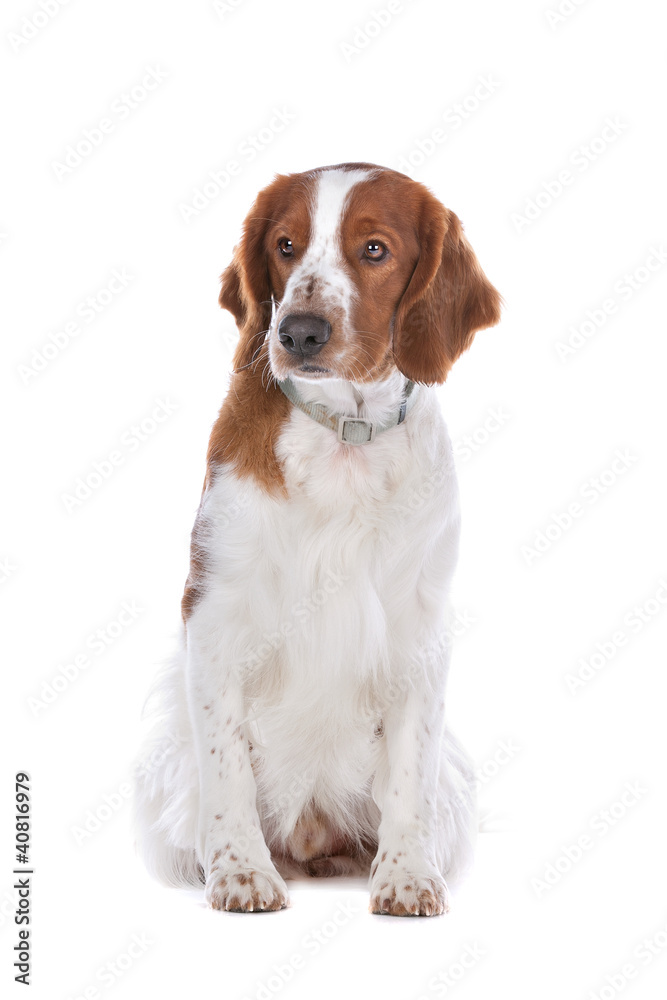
[282,167,374,314]
[310,168,372,253]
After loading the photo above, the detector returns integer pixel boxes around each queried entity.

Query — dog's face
[264,167,425,384]
[220,163,501,385]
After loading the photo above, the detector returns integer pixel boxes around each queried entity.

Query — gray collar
[277,378,417,445]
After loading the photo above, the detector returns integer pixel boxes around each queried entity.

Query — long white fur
[134,168,477,913]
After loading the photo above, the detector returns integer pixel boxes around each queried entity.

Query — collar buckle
[337,416,377,445]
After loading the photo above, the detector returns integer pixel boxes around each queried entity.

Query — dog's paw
[369,856,450,917]
[205,864,289,912]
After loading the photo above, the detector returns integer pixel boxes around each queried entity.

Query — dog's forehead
[312,170,423,259]
[259,165,422,253]
[262,167,377,250]
[310,167,421,241]
[308,167,377,246]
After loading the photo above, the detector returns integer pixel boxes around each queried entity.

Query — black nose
[278,314,332,356]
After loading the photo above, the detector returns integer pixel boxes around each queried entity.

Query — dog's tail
[134,642,202,887]
[437,726,478,886]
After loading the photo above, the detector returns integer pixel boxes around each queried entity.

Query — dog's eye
[278,238,294,258]
[364,241,387,261]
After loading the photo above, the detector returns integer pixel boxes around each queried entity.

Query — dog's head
[219,163,501,385]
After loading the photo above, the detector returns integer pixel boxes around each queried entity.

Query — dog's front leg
[370,670,450,917]
[186,613,288,912]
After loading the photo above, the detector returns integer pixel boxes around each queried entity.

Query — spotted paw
[369,860,450,917]
[205,865,289,912]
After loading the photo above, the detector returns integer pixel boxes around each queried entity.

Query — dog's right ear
[219,257,245,326]
[218,192,275,371]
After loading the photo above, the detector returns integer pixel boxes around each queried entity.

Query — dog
[134,162,501,916]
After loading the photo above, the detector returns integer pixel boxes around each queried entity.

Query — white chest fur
[188,389,461,835]
[201,392,459,678]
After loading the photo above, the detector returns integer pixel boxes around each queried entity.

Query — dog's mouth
[297,364,330,376]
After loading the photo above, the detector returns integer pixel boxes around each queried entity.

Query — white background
[2,0,666,998]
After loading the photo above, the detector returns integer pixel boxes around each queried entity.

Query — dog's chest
[203,403,456,695]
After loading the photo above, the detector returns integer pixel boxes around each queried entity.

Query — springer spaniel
[135,162,501,916]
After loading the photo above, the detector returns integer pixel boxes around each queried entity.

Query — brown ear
[218,192,274,371]
[392,196,501,384]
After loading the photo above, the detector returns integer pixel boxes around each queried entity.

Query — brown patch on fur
[180,467,214,622]
[336,171,426,382]
[180,496,208,621]
[206,346,291,496]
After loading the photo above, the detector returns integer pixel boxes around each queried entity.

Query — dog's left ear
[392,193,502,384]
